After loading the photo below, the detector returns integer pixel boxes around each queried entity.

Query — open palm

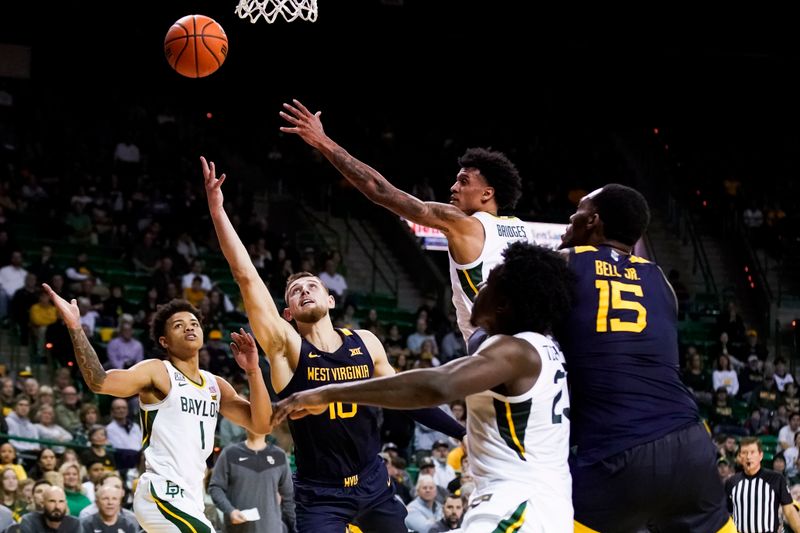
[230,328,259,373]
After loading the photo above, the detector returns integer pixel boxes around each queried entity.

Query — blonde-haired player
[43,287,272,533]
[273,242,575,532]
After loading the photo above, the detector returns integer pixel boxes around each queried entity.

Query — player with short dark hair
[559,183,735,532]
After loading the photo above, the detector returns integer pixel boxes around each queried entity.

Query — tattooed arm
[44,284,162,397]
[280,99,475,235]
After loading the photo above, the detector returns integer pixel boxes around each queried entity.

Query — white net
[235,0,318,23]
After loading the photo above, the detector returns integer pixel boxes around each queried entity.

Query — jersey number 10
[329,402,358,419]
[594,280,647,333]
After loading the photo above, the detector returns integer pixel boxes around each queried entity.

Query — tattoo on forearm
[68,327,106,390]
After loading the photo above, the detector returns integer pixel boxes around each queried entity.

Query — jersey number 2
[552,364,570,424]
[594,280,647,333]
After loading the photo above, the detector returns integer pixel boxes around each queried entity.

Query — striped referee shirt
[726,467,792,533]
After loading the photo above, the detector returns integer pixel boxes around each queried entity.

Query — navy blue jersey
[277,328,381,485]
[561,245,698,465]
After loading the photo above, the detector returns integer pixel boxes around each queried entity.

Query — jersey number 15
[594,280,647,333]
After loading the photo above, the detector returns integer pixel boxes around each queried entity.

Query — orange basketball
[164,15,228,78]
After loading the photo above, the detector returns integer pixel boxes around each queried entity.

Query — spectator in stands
[28,246,58,290]
[439,314,466,364]
[10,273,38,347]
[1,466,27,520]
[29,290,58,357]
[32,386,56,420]
[405,474,442,533]
[80,460,107,503]
[744,408,770,436]
[717,457,734,483]
[134,286,159,329]
[712,354,739,397]
[27,448,57,481]
[717,301,747,349]
[183,275,208,308]
[76,297,100,338]
[209,428,296,533]
[21,379,39,407]
[79,483,139,532]
[716,332,744,371]
[785,433,800,482]
[742,329,769,363]
[64,202,94,246]
[0,250,28,321]
[1,378,15,416]
[384,454,412,505]
[5,397,40,455]
[779,413,800,452]
[52,369,75,398]
[743,201,764,240]
[751,372,782,415]
[59,462,90,516]
[77,472,135,522]
[131,231,160,274]
[79,426,116,472]
[682,351,713,406]
[33,405,72,455]
[407,317,438,357]
[175,232,199,271]
[739,355,764,402]
[338,303,360,330]
[785,382,800,414]
[415,457,448,505]
[181,259,213,293]
[17,485,80,533]
[775,357,795,392]
[317,258,348,302]
[105,322,144,370]
[104,399,141,471]
[0,443,26,481]
[430,440,456,489]
[54,387,82,435]
[100,285,135,327]
[709,387,741,436]
[428,493,464,532]
[29,479,51,512]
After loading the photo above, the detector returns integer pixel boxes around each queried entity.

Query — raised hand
[279,99,327,149]
[41,283,81,329]
[200,156,226,210]
[230,328,259,374]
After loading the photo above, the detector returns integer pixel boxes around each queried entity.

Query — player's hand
[41,283,81,329]
[229,509,247,525]
[200,156,226,210]
[271,391,328,425]
[230,329,259,374]
[279,99,326,149]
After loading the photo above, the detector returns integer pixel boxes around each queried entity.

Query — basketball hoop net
[235,0,318,23]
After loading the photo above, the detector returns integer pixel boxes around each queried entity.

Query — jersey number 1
[594,280,647,333]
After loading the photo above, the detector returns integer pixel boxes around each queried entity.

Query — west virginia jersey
[277,328,380,484]
[560,245,698,465]
[277,328,407,533]
[449,211,530,343]
[463,332,572,533]
[562,245,732,533]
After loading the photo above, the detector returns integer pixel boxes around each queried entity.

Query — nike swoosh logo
[308,353,320,358]
[178,382,188,387]
[238,457,248,461]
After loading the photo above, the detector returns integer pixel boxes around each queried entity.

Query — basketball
[164,14,228,78]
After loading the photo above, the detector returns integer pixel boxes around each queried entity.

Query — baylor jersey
[139,360,220,507]
[449,211,529,343]
[466,332,571,499]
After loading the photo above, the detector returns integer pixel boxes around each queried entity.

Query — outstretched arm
[280,100,472,234]
[272,335,538,424]
[201,157,300,375]
[42,283,159,397]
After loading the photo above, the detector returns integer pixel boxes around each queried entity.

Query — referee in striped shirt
[726,436,800,533]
